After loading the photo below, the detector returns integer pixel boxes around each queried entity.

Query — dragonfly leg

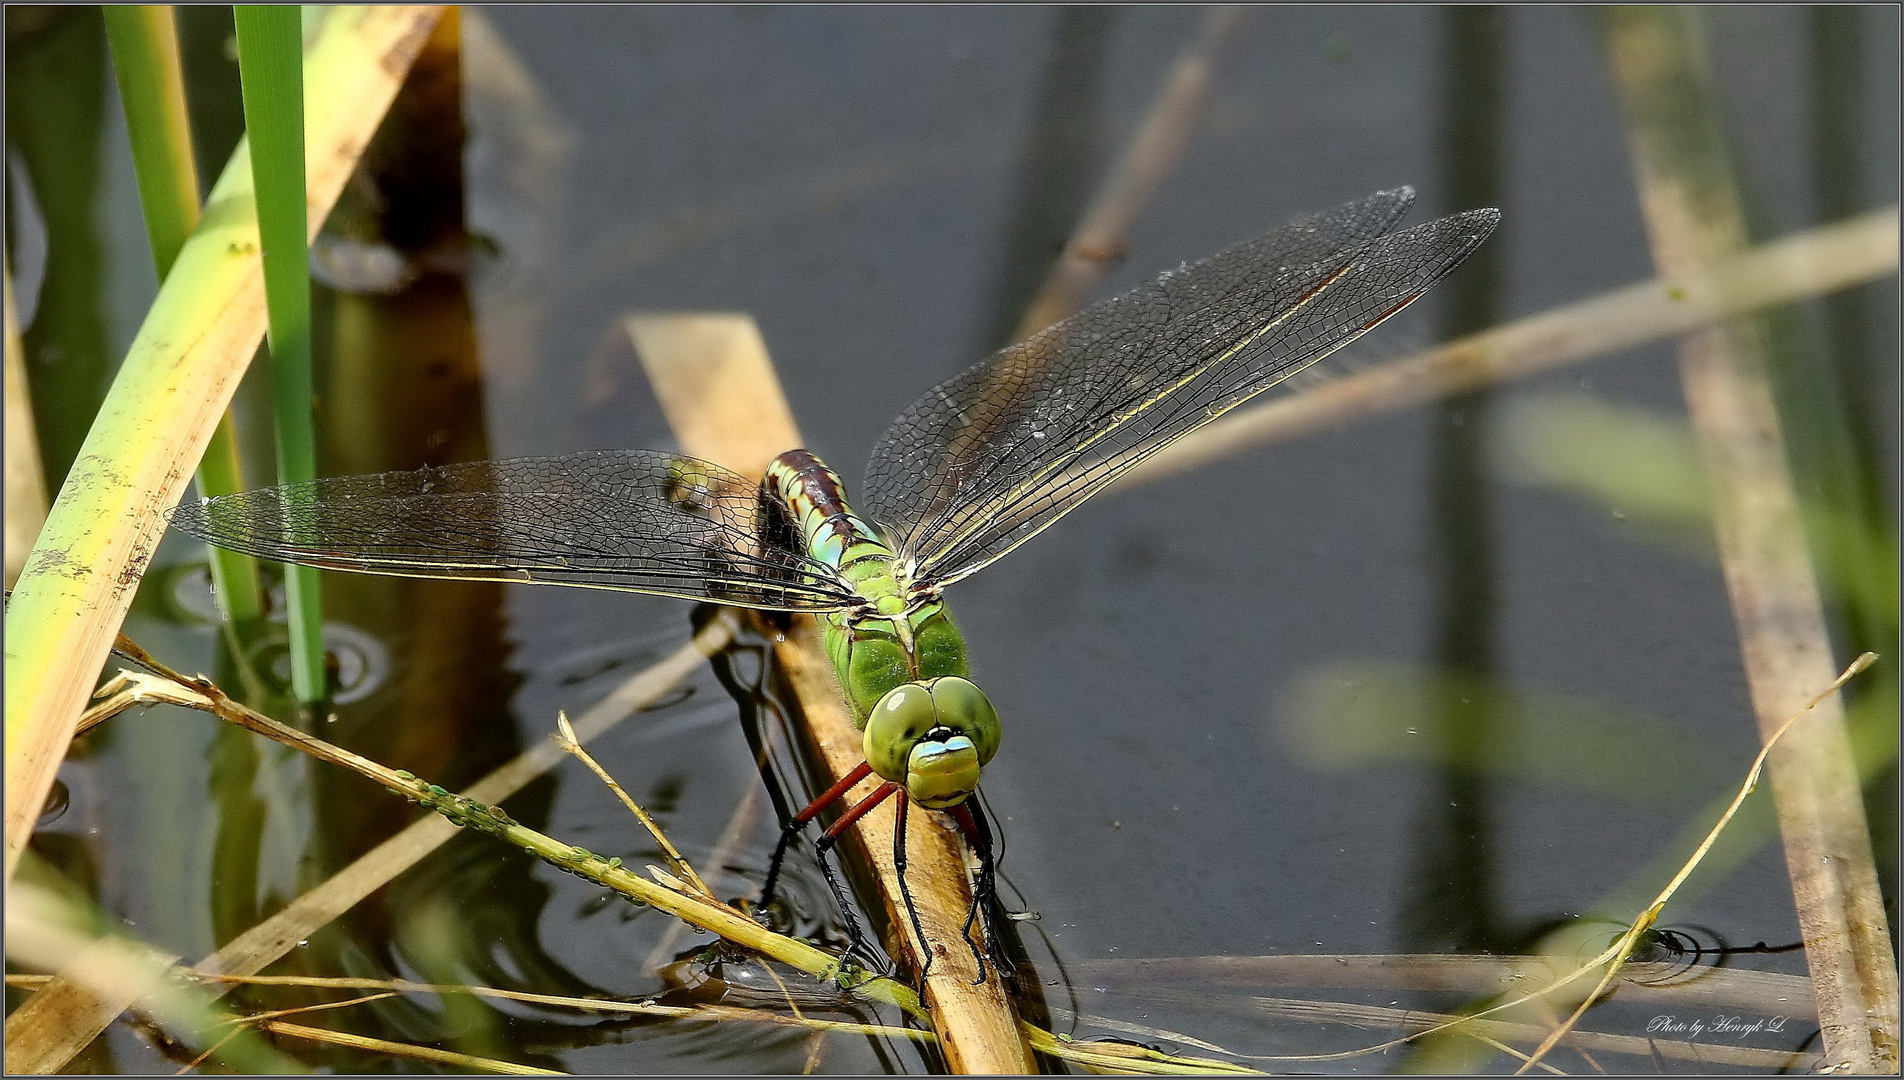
[814,780,902,971]
[761,760,874,913]
[950,799,1014,986]
[893,796,934,979]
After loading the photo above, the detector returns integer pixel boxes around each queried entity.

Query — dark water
[10,6,1898,1073]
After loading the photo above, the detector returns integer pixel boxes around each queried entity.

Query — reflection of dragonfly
[171,188,1498,977]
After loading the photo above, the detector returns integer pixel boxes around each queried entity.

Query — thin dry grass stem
[642,783,760,974]
[164,971,931,1039]
[1078,953,1812,1014]
[225,990,402,1027]
[758,960,811,1023]
[1514,651,1879,1074]
[175,1026,247,1076]
[1480,1035,1567,1076]
[551,709,710,896]
[1012,5,1249,340]
[257,1020,563,1075]
[1522,995,1603,1075]
[1070,1010,1244,1057]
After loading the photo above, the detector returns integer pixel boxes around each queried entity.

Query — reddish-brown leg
[760,760,875,908]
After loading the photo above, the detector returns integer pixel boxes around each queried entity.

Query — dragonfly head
[863,677,1000,809]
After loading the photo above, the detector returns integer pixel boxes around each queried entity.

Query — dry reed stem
[1,6,445,882]
[1012,5,1249,341]
[257,1020,561,1075]
[4,266,47,589]
[627,312,1037,1073]
[1120,207,1899,491]
[1603,9,1898,1072]
[8,617,735,1073]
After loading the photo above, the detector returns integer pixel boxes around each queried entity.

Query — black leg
[759,819,804,914]
[813,832,875,968]
[893,796,934,979]
[964,798,1015,983]
[809,780,901,972]
[758,761,873,917]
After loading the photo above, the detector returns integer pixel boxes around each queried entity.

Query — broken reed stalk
[38,643,1243,1076]
[74,645,917,1014]
[1012,5,1249,341]
[1601,8,1898,1072]
[627,312,1038,1073]
[6,616,736,1074]
[1,5,447,883]
[1119,206,1899,491]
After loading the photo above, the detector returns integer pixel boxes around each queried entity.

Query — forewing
[862,189,1499,586]
[167,450,857,611]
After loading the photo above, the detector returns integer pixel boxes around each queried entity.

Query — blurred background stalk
[104,3,262,623]
[1804,6,1898,936]
[1403,3,1511,956]
[233,4,325,703]
[1601,7,1899,1071]
[979,6,1117,354]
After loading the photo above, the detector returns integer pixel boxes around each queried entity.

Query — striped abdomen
[764,449,894,574]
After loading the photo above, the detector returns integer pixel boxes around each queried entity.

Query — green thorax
[765,450,970,725]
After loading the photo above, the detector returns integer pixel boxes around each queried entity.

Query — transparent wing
[167,450,858,612]
[862,188,1499,587]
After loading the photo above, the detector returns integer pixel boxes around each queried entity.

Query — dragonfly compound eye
[863,678,1002,807]
[864,682,937,785]
[923,676,999,766]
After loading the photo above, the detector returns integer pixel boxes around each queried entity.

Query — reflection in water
[976,7,1118,354]
[1401,5,1513,959]
[5,6,112,495]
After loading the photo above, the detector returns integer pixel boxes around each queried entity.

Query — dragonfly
[170,187,1499,980]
